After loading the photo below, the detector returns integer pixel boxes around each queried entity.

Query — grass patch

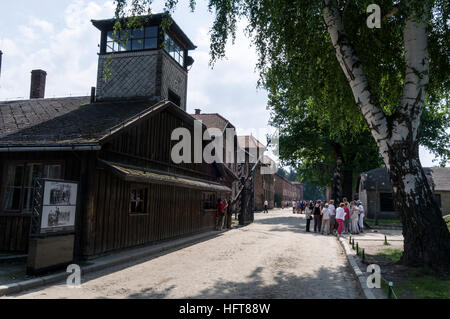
[395,270,450,299]
[376,248,403,262]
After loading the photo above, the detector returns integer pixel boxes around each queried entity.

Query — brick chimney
[195,109,201,115]
[30,69,47,99]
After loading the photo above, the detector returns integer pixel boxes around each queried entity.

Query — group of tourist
[303,198,365,237]
[215,198,234,231]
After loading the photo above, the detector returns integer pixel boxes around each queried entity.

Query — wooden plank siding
[82,168,216,258]
[0,151,87,252]
[0,105,228,256]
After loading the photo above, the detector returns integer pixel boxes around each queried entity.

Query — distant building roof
[192,113,232,132]
[237,135,266,150]
[360,167,450,192]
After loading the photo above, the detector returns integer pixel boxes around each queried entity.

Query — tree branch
[322,0,390,161]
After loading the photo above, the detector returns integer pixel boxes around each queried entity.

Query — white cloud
[0,0,115,98]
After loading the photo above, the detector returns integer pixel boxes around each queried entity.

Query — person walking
[336,203,346,237]
[226,198,233,229]
[321,203,331,235]
[350,201,360,234]
[357,201,365,233]
[313,202,322,232]
[300,200,305,214]
[343,201,350,234]
[305,202,313,232]
[328,200,336,235]
[292,201,296,214]
[216,199,227,231]
[263,200,269,214]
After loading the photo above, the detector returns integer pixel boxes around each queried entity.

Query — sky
[0,0,444,168]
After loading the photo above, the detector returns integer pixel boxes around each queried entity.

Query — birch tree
[115,0,450,270]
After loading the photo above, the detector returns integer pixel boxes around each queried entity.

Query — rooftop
[361,167,450,192]
[237,135,266,150]
[191,113,233,132]
[0,96,174,147]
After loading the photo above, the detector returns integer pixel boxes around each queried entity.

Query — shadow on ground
[126,265,362,299]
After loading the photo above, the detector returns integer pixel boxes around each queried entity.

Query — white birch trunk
[322,0,450,269]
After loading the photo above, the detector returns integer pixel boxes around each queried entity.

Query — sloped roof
[361,167,450,192]
[103,160,231,192]
[0,96,165,146]
[237,135,266,150]
[192,113,232,132]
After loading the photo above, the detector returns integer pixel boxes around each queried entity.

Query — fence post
[388,282,393,299]
[384,235,388,245]
[349,236,352,244]
[362,248,365,262]
[356,242,359,255]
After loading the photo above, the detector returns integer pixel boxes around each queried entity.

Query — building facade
[237,136,275,211]
[0,14,233,258]
[274,174,295,206]
[357,167,450,220]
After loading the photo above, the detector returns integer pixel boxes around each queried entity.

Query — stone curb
[0,230,224,297]
[337,236,376,299]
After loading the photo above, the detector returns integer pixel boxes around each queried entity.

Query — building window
[380,192,395,212]
[168,89,181,106]
[163,33,185,66]
[202,192,216,210]
[106,26,158,53]
[130,186,148,214]
[3,162,62,213]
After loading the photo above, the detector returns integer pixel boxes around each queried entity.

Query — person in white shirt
[321,203,331,235]
[264,200,269,214]
[357,201,365,232]
[350,201,360,234]
[335,203,346,236]
[292,201,296,214]
[328,200,336,234]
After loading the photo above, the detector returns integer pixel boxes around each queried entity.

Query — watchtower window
[164,33,184,66]
[106,26,158,53]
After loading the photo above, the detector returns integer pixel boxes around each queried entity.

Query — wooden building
[0,14,234,258]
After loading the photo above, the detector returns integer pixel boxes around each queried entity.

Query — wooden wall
[0,151,84,252]
[101,109,218,181]
[82,168,217,258]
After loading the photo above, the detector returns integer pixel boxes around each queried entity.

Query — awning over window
[102,160,231,193]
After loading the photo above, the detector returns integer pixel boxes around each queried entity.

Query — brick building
[291,182,304,201]
[191,110,239,200]
[274,173,295,207]
[237,136,275,211]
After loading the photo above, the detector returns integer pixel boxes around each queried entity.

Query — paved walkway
[5,209,362,299]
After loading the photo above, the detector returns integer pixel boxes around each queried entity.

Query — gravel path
[7,209,363,299]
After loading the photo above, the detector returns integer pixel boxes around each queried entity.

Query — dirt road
[8,209,362,299]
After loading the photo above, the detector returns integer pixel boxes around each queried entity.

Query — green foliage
[302,182,326,201]
[445,215,450,232]
[114,0,450,170]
